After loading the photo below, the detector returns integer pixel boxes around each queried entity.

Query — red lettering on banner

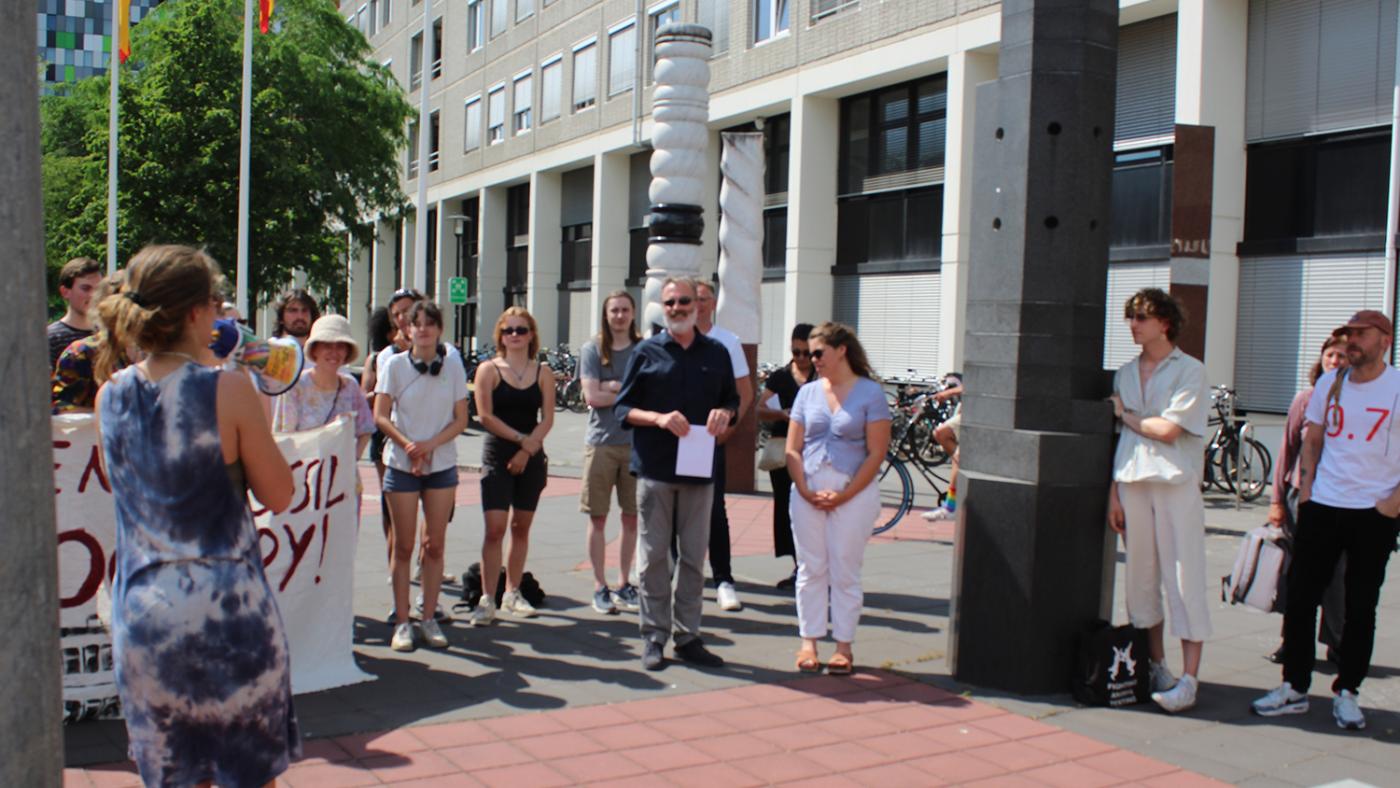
[58,529,104,608]
[325,456,346,510]
[290,460,319,514]
[53,439,72,494]
[78,445,110,493]
[258,527,279,568]
[279,523,316,592]
[316,513,329,584]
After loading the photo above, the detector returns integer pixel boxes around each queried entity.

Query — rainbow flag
[259,0,275,33]
[115,0,132,63]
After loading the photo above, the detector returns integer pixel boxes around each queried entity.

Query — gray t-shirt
[580,339,636,447]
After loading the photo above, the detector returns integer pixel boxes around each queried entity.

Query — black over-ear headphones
[411,344,446,376]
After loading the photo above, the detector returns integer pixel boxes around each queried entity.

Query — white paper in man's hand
[763,393,780,411]
[675,426,715,478]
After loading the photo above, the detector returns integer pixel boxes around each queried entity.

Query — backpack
[1222,526,1289,613]
[457,562,546,610]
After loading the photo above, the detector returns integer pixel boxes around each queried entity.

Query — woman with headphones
[470,306,555,625]
[374,300,469,652]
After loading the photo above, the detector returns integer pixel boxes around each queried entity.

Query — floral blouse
[272,370,375,436]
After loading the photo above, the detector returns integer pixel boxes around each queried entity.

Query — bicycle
[1201,385,1272,502]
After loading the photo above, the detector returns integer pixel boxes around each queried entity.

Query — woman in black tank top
[470,307,555,624]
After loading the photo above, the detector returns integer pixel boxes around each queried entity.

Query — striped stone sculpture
[716,131,765,344]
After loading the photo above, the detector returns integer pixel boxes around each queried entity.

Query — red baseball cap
[1341,310,1394,336]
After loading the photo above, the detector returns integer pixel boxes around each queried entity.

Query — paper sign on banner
[53,415,372,723]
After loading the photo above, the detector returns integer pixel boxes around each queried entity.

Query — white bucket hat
[305,314,361,364]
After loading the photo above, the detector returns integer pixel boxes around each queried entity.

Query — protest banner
[53,414,372,722]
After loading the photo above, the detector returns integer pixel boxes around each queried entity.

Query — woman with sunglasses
[758,323,815,589]
[785,322,891,674]
[471,307,555,625]
[375,301,469,652]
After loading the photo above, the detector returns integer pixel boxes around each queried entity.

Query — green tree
[42,0,412,310]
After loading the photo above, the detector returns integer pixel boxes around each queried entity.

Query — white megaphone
[209,319,305,396]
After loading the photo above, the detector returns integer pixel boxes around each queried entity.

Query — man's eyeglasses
[662,297,693,307]
[791,348,811,358]
[501,326,531,336]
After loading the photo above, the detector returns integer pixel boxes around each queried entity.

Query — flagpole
[105,37,119,275]
[236,0,255,318]
[412,0,432,292]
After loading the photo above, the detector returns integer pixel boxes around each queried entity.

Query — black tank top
[484,362,543,460]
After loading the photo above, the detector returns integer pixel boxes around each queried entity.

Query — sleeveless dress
[99,362,300,787]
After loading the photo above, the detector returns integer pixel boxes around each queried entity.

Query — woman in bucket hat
[273,313,375,459]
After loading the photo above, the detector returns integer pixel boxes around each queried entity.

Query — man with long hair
[272,288,321,347]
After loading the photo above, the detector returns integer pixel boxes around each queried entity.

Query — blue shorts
[383,466,459,493]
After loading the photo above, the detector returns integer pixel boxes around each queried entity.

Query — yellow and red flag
[259,0,275,33]
[115,0,132,63]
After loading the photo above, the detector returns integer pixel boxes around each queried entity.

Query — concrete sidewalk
[63,413,1399,786]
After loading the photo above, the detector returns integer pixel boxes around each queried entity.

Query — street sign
[448,277,469,305]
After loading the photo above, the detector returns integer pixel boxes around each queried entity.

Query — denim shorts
[383,465,459,493]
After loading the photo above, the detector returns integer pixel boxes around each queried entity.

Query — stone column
[717,131,765,494]
[783,94,839,329]
[477,185,509,343]
[372,220,397,308]
[528,170,563,346]
[0,0,63,779]
[950,0,1120,694]
[347,232,372,344]
[1175,0,1247,383]
[591,151,632,322]
[433,202,458,342]
[939,50,999,372]
[699,128,723,281]
[644,24,712,330]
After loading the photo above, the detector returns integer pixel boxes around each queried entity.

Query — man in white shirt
[694,281,753,612]
[1253,310,1400,731]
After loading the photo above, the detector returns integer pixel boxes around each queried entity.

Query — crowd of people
[42,245,1397,784]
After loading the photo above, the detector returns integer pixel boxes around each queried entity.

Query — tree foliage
[42,0,412,308]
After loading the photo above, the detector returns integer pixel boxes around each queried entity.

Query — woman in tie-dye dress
[94,245,300,787]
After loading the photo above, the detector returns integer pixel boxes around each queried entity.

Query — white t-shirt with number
[1305,366,1400,509]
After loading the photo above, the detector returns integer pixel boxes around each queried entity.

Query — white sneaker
[717,582,742,611]
[1333,690,1366,730]
[1149,660,1177,693]
[470,598,497,627]
[413,594,449,622]
[419,617,449,649]
[921,506,955,521]
[1252,682,1309,717]
[1151,673,1197,713]
[390,621,416,652]
[502,590,538,618]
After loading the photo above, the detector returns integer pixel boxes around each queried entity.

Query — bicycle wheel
[1220,438,1271,502]
[566,378,588,413]
[874,455,914,535]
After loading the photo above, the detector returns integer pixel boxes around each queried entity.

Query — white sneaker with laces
[390,621,416,652]
[419,617,449,648]
[502,589,538,618]
[470,598,497,627]
[1252,682,1309,716]
[1333,690,1366,730]
[1149,660,1177,693]
[921,506,955,522]
[1151,673,1197,713]
[717,581,742,611]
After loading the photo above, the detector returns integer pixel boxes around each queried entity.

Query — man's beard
[287,321,310,338]
[664,313,696,336]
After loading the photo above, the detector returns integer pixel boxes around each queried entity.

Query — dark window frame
[839,74,948,196]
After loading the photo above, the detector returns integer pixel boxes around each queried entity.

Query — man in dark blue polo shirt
[616,277,739,671]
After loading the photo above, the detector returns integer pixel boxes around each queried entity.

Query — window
[647,2,680,83]
[369,0,378,35]
[379,0,390,28]
[506,184,530,300]
[540,57,562,123]
[561,224,592,284]
[490,0,507,38]
[467,0,484,52]
[464,96,482,151]
[513,72,533,134]
[836,186,942,269]
[765,114,791,196]
[1109,147,1173,249]
[516,0,534,22]
[754,0,789,43]
[431,17,442,80]
[487,85,505,144]
[811,0,857,23]
[355,6,367,36]
[608,21,636,97]
[428,110,440,172]
[698,0,729,57]
[409,32,422,90]
[1243,129,1390,246]
[840,74,947,195]
[407,120,419,178]
[572,40,597,111]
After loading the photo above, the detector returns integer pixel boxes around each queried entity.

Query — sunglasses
[809,349,826,360]
[501,326,531,336]
[662,297,694,307]
[791,348,811,358]
[1129,313,1156,323]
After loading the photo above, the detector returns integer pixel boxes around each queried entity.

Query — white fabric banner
[54,414,372,722]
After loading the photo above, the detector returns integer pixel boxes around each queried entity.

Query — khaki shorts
[580,444,638,517]
[941,410,961,440]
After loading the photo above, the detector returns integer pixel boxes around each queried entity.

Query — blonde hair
[494,306,540,358]
[94,245,220,382]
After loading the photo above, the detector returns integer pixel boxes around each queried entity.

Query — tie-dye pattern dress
[99,361,300,787]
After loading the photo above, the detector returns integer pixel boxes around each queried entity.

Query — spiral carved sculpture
[644,24,713,332]
[716,132,765,344]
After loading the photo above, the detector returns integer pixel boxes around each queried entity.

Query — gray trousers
[638,478,713,647]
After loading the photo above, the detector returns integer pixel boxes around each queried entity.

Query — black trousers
[769,466,796,559]
[708,452,733,585]
[1282,501,1398,694]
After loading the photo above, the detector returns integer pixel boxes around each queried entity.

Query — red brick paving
[65,670,1227,787]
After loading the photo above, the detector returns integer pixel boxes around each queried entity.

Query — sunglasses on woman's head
[502,326,531,336]
[662,296,693,307]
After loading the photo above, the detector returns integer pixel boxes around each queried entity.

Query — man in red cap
[1253,309,1400,731]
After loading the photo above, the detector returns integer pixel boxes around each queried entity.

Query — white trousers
[1119,479,1213,642]
[790,464,881,642]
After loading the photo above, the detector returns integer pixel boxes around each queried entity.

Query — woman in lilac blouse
[273,314,375,458]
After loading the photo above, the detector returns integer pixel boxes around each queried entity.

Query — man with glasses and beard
[272,289,321,348]
[616,278,739,671]
[1254,310,1400,731]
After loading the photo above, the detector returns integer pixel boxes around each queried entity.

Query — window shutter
[1102,261,1172,370]
[1115,15,1178,143]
